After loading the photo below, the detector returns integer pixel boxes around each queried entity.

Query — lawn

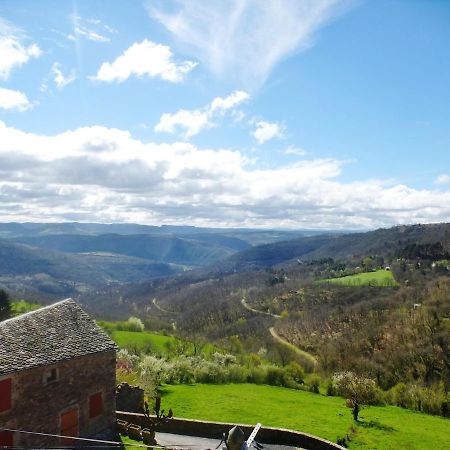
[111,330,178,354]
[160,383,449,450]
[322,269,398,287]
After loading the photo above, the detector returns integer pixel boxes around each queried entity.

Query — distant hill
[0,238,179,299]
[0,222,319,300]
[13,233,247,267]
[215,223,450,273]
[0,221,314,242]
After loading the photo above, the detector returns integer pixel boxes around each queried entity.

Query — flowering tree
[333,371,377,421]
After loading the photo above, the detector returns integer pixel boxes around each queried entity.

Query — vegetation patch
[111,330,178,354]
[161,383,450,450]
[10,299,42,316]
[321,269,398,286]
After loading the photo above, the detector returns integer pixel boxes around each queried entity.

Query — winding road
[240,294,317,366]
[241,297,281,318]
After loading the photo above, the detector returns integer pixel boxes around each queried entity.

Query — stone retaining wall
[116,412,345,450]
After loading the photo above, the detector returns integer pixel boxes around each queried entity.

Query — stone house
[0,299,117,448]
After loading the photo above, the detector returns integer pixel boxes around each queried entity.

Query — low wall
[116,412,345,450]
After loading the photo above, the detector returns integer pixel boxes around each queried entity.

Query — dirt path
[152,298,177,315]
[241,297,281,318]
[269,326,317,366]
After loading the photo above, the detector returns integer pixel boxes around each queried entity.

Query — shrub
[125,316,145,332]
[326,379,337,396]
[286,362,305,384]
[307,374,321,393]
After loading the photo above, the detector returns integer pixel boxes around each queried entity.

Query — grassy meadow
[161,383,449,450]
[10,299,42,315]
[111,329,177,354]
[322,269,398,287]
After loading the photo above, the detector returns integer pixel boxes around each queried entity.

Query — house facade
[0,299,117,448]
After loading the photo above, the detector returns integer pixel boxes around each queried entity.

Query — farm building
[0,299,117,448]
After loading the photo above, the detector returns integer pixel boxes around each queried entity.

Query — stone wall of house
[0,350,116,448]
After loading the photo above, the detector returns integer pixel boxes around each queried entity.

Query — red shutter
[60,408,78,445]
[0,378,12,412]
[0,431,13,448]
[89,392,103,418]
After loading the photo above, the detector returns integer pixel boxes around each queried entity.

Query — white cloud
[155,90,250,138]
[284,145,307,156]
[0,87,32,111]
[435,174,450,185]
[149,0,354,87]
[69,15,115,43]
[155,109,211,138]
[0,121,450,229]
[252,120,284,144]
[51,63,76,90]
[0,18,42,80]
[210,90,250,112]
[92,39,197,83]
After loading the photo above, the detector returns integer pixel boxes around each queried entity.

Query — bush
[247,367,267,385]
[326,379,337,396]
[286,362,305,384]
[125,316,145,332]
[307,374,321,393]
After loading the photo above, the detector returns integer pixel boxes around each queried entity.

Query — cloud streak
[0,121,449,229]
[149,0,354,87]
[68,14,115,43]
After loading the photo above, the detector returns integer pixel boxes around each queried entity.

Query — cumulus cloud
[155,109,211,138]
[155,90,249,138]
[435,174,450,185]
[0,17,42,80]
[0,121,450,228]
[92,39,197,83]
[252,120,284,144]
[149,0,354,87]
[0,87,32,111]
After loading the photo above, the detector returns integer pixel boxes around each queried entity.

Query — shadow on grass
[358,420,396,432]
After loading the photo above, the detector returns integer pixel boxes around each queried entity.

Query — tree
[0,289,11,321]
[333,371,377,421]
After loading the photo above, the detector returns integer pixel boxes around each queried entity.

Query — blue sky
[0,0,449,229]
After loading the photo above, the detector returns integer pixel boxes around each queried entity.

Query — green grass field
[10,300,42,316]
[111,330,178,354]
[322,269,398,287]
[160,384,449,450]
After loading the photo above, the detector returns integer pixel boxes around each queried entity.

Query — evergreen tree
[0,289,11,321]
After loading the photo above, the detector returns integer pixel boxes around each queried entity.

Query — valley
[2,221,450,449]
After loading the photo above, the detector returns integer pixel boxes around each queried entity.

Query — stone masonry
[0,299,117,448]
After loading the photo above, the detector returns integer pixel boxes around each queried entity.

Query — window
[89,392,102,419]
[0,378,12,413]
[43,368,58,385]
[0,431,13,447]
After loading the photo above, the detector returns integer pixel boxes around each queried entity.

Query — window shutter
[0,430,14,447]
[89,392,103,418]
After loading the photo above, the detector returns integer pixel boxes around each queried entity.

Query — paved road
[156,432,307,450]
